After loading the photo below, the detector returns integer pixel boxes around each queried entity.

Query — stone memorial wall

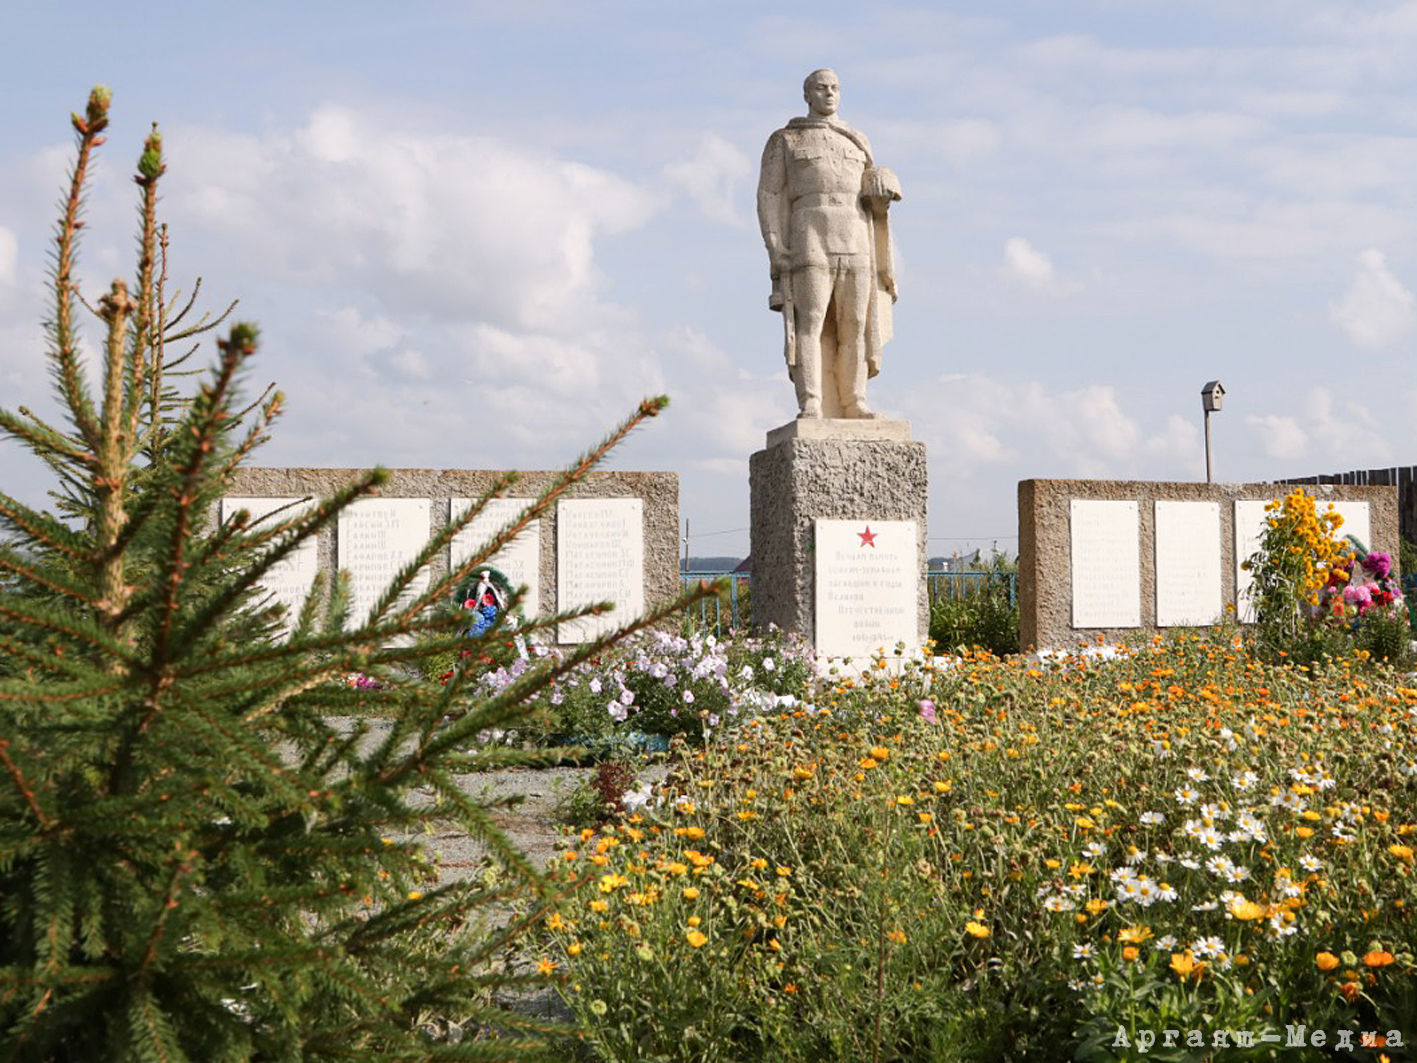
[220,468,677,642]
[1019,479,1399,651]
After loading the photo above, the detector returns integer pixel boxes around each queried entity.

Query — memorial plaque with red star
[813,518,920,658]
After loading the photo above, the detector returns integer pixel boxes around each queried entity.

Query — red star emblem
[857,525,877,547]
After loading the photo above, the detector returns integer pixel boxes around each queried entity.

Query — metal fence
[678,569,1018,638]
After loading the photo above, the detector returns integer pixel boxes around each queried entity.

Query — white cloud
[663,134,751,226]
[1247,386,1393,468]
[167,105,653,334]
[0,226,15,286]
[1247,413,1308,460]
[1001,237,1055,289]
[894,373,1194,481]
[1329,247,1415,348]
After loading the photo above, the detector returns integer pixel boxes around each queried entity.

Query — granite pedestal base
[749,419,928,654]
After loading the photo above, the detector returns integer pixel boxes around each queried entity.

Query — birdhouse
[1201,380,1225,414]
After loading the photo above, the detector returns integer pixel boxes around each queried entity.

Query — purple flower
[1343,583,1373,608]
[918,698,937,723]
[1362,552,1393,580]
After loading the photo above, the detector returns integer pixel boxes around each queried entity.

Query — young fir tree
[0,88,707,1061]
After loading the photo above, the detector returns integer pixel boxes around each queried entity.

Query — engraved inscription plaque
[337,498,432,624]
[814,519,919,658]
[451,498,540,617]
[1233,499,1269,623]
[1070,500,1140,628]
[220,496,319,633]
[1154,500,1222,627]
[1330,501,1370,554]
[557,499,644,642]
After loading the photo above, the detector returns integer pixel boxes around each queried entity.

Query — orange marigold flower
[1363,950,1396,967]
[686,929,708,948]
[535,958,558,975]
[1170,950,1204,980]
[1315,951,1340,971]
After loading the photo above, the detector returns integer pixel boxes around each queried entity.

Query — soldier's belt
[790,192,859,208]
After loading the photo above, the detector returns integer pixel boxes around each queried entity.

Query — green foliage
[0,89,711,1061]
[927,552,1019,656]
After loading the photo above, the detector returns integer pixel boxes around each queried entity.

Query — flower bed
[533,634,1417,1061]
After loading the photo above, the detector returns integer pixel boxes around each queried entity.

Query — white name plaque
[814,519,919,658]
[451,498,540,617]
[1154,500,1222,627]
[220,496,319,633]
[557,499,644,642]
[1233,500,1269,623]
[337,498,431,624]
[1070,500,1140,628]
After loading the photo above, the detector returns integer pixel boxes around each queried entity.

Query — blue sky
[3,2,1416,561]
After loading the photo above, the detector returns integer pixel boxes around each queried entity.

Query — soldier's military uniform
[758,115,899,419]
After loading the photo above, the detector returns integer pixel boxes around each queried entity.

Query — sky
[3,1,1417,563]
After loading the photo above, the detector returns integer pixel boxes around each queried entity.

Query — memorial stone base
[749,419,928,656]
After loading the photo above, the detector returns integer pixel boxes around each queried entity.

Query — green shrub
[927,553,1018,656]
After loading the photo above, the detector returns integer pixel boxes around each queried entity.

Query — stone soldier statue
[757,68,901,420]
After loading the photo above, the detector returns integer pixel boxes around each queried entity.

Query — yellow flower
[1315,951,1340,971]
[1121,946,1140,962]
[1388,844,1414,863]
[599,873,628,893]
[964,921,990,939]
[896,795,915,806]
[886,928,907,944]
[535,958,558,975]
[567,941,582,956]
[686,929,708,948]
[1118,925,1152,944]
[590,900,609,912]
[1228,899,1267,921]
[406,891,423,901]
[869,746,891,761]
[1170,950,1204,980]
[683,887,700,900]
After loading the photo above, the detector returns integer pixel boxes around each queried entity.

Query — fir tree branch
[0,408,96,473]
[134,853,193,979]
[47,86,110,453]
[158,469,386,668]
[0,491,90,561]
[149,323,256,668]
[0,740,53,831]
[393,396,670,629]
[129,123,163,450]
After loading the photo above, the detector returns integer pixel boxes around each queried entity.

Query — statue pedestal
[749,419,928,656]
